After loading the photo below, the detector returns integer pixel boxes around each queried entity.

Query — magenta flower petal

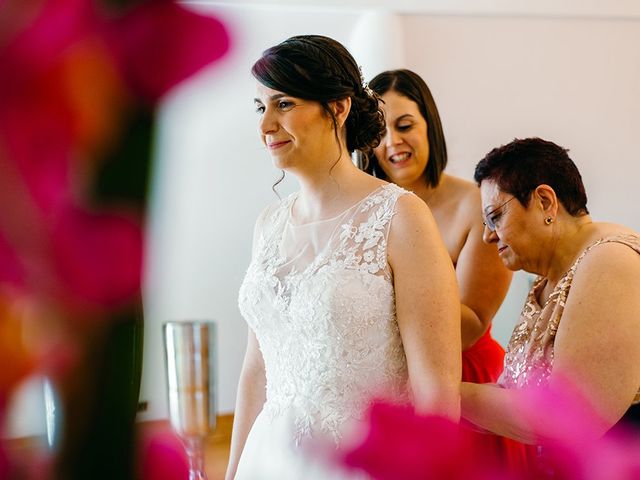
[515,380,640,480]
[0,0,96,82]
[104,1,230,103]
[342,402,509,480]
[50,205,143,311]
[0,0,98,215]
[140,428,189,480]
[516,378,606,446]
[0,293,38,404]
[0,231,25,285]
[0,445,9,480]
[0,103,73,214]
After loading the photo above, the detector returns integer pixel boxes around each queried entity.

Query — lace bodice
[498,234,640,405]
[238,184,409,444]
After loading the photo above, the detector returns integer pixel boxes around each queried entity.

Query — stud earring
[544,216,553,225]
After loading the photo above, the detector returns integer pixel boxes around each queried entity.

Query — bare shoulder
[554,231,640,430]
[450,175,482,212]
[393,191,435,227]
[576,234,640,275]
[388,192,443,260]
[558,229,640,349]
[387,190,454,281]
[569,233,640,301]
[437,174,482,220]
[444,174,478,194]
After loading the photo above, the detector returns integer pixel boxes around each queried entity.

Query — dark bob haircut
[367,69,447,187]
[251,35,384,157]
[474,137,589,216]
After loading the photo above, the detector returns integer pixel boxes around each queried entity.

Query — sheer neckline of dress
[287,184,386,228]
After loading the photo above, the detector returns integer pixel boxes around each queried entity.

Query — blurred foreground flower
[0,294,37,399]
[0,290,62,479]
[341,402,509,480]
[0,0,229,314]
[105,0,230,103]
[138,424,189,480]
[516,381,640,480]
[342,391,640,480]
[0,0,229,478]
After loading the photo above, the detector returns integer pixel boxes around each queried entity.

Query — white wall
[138,3,640,422]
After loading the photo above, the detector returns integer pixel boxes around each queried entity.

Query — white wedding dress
[235,184,410,479]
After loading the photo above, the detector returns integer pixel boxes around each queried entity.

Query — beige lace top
[498,234,640,406]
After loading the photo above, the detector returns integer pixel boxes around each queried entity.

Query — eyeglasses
[483,196,516,232]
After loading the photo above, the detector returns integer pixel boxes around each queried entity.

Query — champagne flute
[163,320,217,480]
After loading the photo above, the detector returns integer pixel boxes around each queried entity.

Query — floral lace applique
[238,184,410,444]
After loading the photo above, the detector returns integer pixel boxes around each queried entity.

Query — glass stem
[185,436,207,480]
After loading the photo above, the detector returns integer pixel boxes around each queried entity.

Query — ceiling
[184,0,640,20]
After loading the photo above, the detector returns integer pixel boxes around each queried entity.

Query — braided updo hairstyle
[251,35,384,158]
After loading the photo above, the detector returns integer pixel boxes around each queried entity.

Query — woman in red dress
[367,69,534,472]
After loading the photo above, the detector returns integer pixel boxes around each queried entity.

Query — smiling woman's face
[254,82,335,172]
[373,90,429,188]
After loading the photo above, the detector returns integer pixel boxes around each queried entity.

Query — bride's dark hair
[252,35,384,158]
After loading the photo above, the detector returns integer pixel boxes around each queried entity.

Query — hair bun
[346,89,385,155]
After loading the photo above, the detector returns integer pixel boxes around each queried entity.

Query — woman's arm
[225,329,266,480]
[550,241,640,434]
[456,192,512,350]
[461,241,640,442]
[388,194,461,421]
[460,382,540,443]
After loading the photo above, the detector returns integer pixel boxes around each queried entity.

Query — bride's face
[254,82,337,172]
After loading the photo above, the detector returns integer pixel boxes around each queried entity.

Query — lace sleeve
[334,184,411,281]
[250,203,277,260]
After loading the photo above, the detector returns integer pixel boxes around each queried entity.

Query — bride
[225,35,461,480]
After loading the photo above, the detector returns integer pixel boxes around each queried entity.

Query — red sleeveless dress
[462,328,537,474]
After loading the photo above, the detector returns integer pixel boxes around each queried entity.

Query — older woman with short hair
[461,137,640,446]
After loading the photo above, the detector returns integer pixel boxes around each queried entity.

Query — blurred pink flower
[139,427,189,480]
[0,0,95,74]
[0,1,231,477]
[0,1,128,216]
[0,0,230,313]
[342,393,640,480]
[50,205,143,311]
[0,442,9,480]
[0,293,37,397]
[341,402,510,480]
[0,232,24,285]
[0,115,72,217]
[104,0,230,103]
[0,0,98,213]
[514,380,640,480]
